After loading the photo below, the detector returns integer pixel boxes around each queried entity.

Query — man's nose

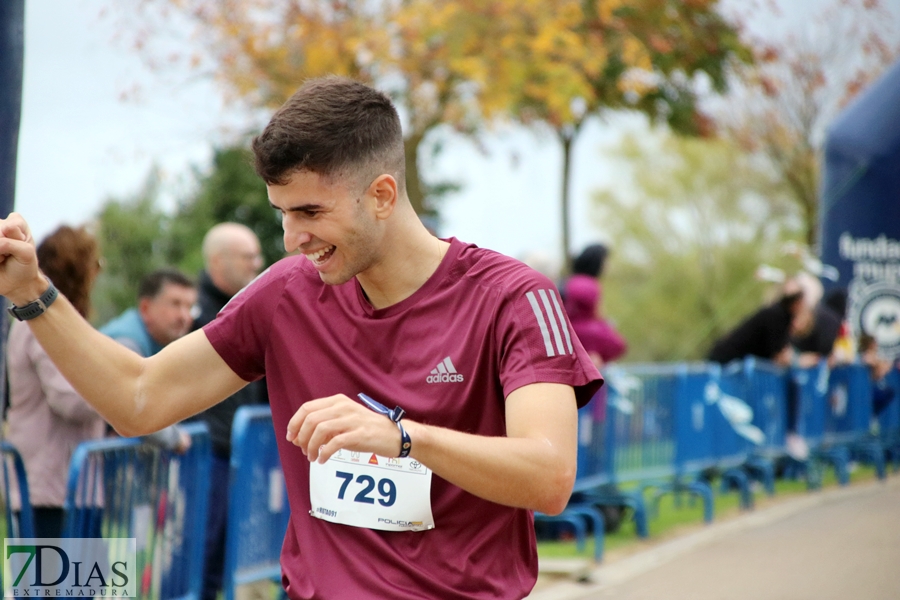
[285,229,313,253]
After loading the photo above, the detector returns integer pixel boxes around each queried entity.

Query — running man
[0,76,602,599]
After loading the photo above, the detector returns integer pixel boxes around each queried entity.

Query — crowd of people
[3,221,268,600]
[707,269,898,458]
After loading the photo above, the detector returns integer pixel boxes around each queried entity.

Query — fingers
[0,213,38,270]
[0,213,33,245]
[286,394,400,462]
[286,395,344,444]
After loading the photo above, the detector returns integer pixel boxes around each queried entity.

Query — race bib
[309,449,434,532]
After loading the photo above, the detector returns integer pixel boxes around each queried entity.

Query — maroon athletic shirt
[204,237,602,599]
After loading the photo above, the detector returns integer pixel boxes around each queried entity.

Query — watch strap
[7,279,59,321]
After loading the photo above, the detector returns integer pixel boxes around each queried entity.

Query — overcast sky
[13,0,900,269]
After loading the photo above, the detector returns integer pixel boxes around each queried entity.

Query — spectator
[99,268,197,452]
[823,288,856,364]
[5,225,107,538]
[563,243,627,369]
[707,274,815,367]
[187,223,267,600]
[791,278,843,367]
[859,333,898,417]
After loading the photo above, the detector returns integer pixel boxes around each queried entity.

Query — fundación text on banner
[3,538,136,598]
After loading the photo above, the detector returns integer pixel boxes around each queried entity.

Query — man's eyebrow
[268,201,326,212]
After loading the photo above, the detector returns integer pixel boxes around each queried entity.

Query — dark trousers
[201,453,230,600]
[34,507,65,538]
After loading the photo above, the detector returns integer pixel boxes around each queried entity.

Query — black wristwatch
[7,279,59,321]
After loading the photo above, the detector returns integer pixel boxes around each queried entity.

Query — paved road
[531,475,900,600]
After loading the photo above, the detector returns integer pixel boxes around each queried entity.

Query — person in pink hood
[563,244,627,369]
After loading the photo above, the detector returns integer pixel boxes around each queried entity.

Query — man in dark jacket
[189,222,267,600]
[708,276,810,366]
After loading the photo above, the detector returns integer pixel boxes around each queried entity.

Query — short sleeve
[203,261,291,381]
[495,274,603,407]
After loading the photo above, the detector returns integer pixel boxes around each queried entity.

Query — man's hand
[0,213,47,305]
[286,394,403,463]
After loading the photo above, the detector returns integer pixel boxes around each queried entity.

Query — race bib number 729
[309,449,434,532]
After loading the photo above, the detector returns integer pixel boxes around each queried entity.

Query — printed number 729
[335,471,396,507]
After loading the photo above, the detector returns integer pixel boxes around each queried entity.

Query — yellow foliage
[140,0,745,136]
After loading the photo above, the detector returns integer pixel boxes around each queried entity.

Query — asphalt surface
[529,474,900,600]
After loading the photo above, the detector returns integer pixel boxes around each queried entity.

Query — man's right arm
[0,214,248,436]
[31,289,247,437]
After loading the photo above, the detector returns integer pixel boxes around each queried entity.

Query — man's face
[268,170,381,286]
[219,235,264,295]
[140,283,198,346]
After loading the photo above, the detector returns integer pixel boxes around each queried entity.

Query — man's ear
[368,174,398,220]
[138,297,152,319]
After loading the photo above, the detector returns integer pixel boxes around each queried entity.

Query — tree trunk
[404,133,428,216]
[559,131,574,272]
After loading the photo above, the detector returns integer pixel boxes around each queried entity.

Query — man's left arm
[289,381,578,515]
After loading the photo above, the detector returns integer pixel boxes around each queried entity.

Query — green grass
[538,463,881,560]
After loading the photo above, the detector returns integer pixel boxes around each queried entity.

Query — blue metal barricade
[744,358,789,459]
[606,364,677,484]
[574,390,613,490]
[792,363,852,485]
[603,365,702,530]
[877,368,900,467]
[672,365,717,477]
[792,363,829,449]
[710,362,758,469]
[63,424,211,600]
[826,364,874,445]
[827,364,886,479]
[223,406,290,600]
[1,441,34,538]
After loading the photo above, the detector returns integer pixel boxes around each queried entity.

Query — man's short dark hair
[251,76,405,193]
[139,268,194,300]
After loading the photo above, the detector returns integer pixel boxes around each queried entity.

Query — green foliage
[92,171,170,325]
[592,127,805,361]
[167,147,283,272]
[92,145,282,325]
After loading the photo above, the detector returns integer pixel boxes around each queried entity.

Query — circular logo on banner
[851,279,900,357]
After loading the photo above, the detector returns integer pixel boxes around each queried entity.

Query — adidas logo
[426,356,465,383]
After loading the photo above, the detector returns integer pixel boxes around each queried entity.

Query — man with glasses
[188,222,268,600]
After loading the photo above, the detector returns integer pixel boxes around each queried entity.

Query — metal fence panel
[826,364,874,445]
[1,441,34,538]
[605,365,677,484]
[63,424,211,600]
[792,364,830,448]
[223,406,290,600]
[673,365,717,475]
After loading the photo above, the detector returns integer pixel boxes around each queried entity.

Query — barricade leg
[721,467,754,510]
[851,439,886,480]
[650,478,714,524]
[573,488,649,539]
[813,446,851,486]
[563,504,605,562]
[744,457,776,496]
[534,512,588,555]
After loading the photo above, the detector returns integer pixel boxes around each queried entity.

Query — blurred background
[9,0,900,360]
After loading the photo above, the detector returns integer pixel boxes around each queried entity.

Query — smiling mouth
[306,245,336,265]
